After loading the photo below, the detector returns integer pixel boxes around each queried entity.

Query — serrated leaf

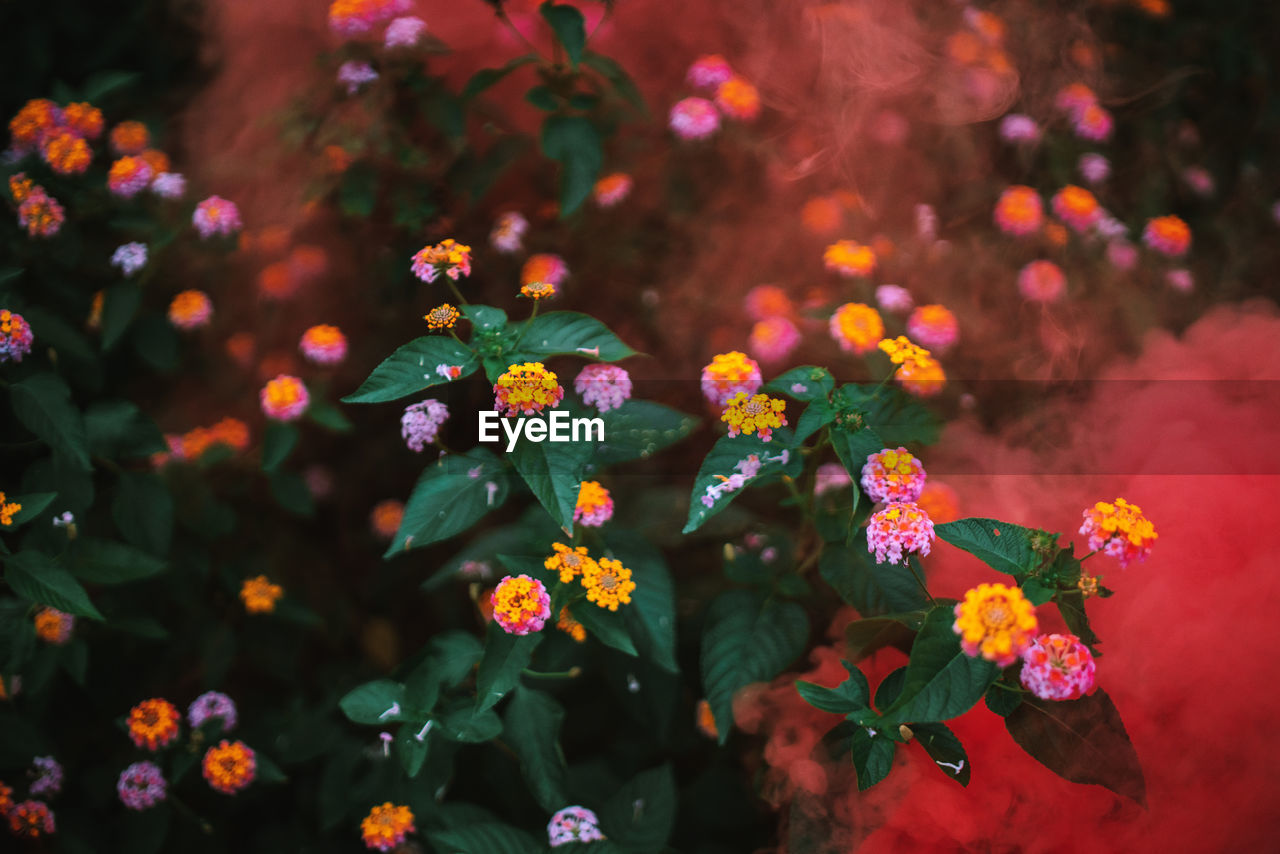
[846,613,925,663]
[913,721,970,785]
[599,765,676,854]
[570,598,637,656]
[984,682,1024,717]
[593,400,698,466]
[11,373,90,470]
[765,366,835,402]
[1021,577,1055,606]
[515,312,638,362]
[701,590,808,743]
[113,473,173,555]
[835,383,941,446]
[438,699,504,743]
[475,623,542,713]
[428,823,542,854]
[4,551,103,619]
[509,436,591,533]
[851,727,895,790]
[5,492,57,527]
[684,431,801,534]
[797,661,869,714]
[874,666,908,711]
[603,529,678,673]
[385,448,509,557]
[878,606,999,725]
[339,679,407,725]
[504,688,568,811]
[1005,689,1146,806]
[934,518,1038,577]
[819,540,929,616]
[343,337,477,404]
[540,1,586,66]
[541,115,602,216]
[68,537,166,585]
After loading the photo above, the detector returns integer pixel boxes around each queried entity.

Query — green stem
[446,279,468,306]
[905,556,936,605]
[523,667,581,679]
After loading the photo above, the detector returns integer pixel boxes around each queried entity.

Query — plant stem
[906,556,936,605]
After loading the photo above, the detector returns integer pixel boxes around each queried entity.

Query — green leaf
[765,366,835,402]
[1021,577,1055,606]
[874,666,908,710]
[461,55,538,100]
[112,473,173,555]
[603,529,679,673]
[509,436,591,533]
[82,69,141,102]
[269,471,316,517]
[701,590,808,743]
[68,537,166,585]
[101,284,142,350]
[132,315,180,373]
[684,431,801,534]
[984,682,1024,717]
[913,721,970,785]
[819,541,928,616]
[1056,590,1102,651]
[385,449,509,557]
[541,115,603,216]
[84,401,166,458]
[339,679,407,725]
[5,492,57,527]
[516,312,638,362]
[934,518,1038,577]
[396,724,431,777]
[797,661,869,714]
[1005,689,1146,806]
[834,383,941,446]
[524,85,560,111]
[475,623,542,713]
[504,688,568,811]
[830,425,884,481]
[570,598,637,656]
[437,699,504,743]
[464,304,509,335]
[599,765,677,854]
[261,422,298,472]
[539,1,586,66]
[428,823,542,854]
[306,397,354,432]
[593,401,698,465]
[845,613,925,663]
[793,400,836,444]
[582,52,646,112]
[342,337,477,403]
[851,727,896,790]
[339,161,378,218]
[4,551,103,620]
[10,373,90,470]
[879,606,999,725]
[425,631,485,687]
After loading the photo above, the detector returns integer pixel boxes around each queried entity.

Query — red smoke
[746,302,1280,850]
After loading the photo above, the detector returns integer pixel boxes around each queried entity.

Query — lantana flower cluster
[721,392,788,442]
[669,54,760,140]
[494,362,565,416]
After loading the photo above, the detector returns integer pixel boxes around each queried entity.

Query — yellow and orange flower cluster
[520,280,556,300]
[34,607,73,645]
[203,739,256,794]
[952,582,1038,667]
[0,491,20,527]
[9,172,64,238]
[556,607,587,643]
[361,802,416,851]
[240,575,284,614]
[493,362,564,417]
[128,698,181,751]
[878,336,946,397]
[721,392,787,442]
[1080,497,1157,569]
[10,98,106,176]
[109,120,149,155]
[823,240,877,277]
[582,557,636,612]
[424,303,459,330]
[491,574,551,634]
[829,303,884,355]
[158,417,251,466]
[545,542,636,612]
[168,289,213,330]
